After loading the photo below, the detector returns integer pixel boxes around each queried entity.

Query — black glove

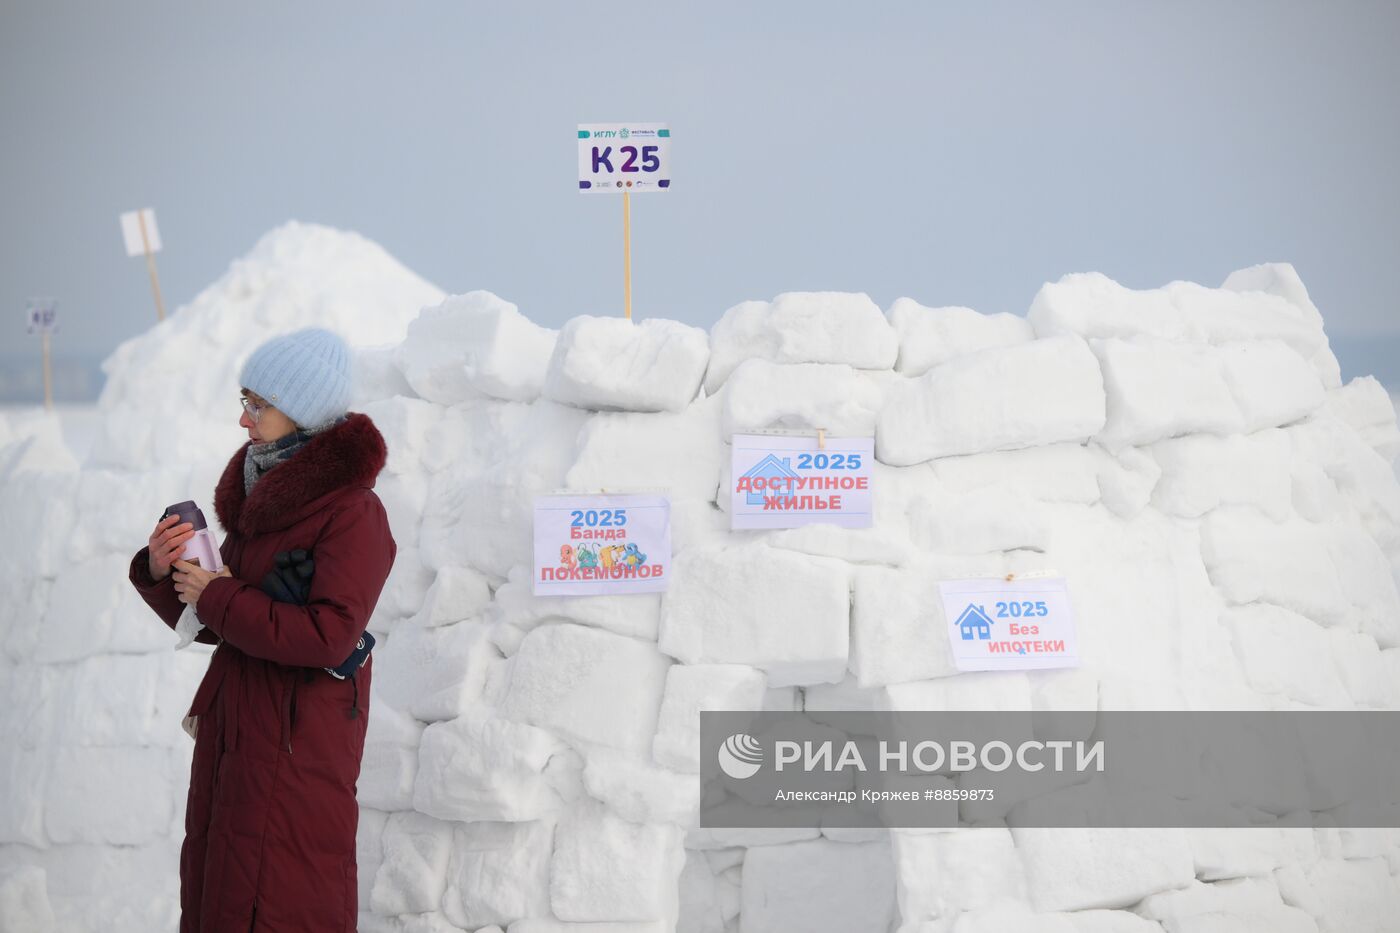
[259,548,373,688]
[261,549,314,605]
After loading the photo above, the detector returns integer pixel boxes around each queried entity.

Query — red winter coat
[129,412,396,932]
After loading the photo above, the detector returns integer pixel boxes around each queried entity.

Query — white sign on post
[533,493,671,596]
[26,298,58,334]
[120,208,161,256]
[578,123,671,193]
[730,434,874,529]
[938,576,1080,672]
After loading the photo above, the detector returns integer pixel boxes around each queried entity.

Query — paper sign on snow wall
[731,434,873,529]
[578,123,671,193]
[533,493,671,596]
[938,576,1080,671]
[119,208,161,256]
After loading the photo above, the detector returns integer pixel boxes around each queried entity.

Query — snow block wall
[4,224,1400,933]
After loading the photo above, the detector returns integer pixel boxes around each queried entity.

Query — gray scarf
[243,415,349,495]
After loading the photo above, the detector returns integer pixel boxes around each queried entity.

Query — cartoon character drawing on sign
[599,545,618,572]
[621,543,647,567]
[559,545,577,571]
[575,543,599,569]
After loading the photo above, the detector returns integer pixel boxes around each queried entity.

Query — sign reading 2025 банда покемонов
[533,494,671,596]
[730,434,873,530]
[578,123,671,192]
[938,577,1080,671]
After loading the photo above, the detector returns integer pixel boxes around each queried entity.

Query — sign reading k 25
[578,123,671,193]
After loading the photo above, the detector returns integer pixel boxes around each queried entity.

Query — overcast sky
[3,1,1398,397]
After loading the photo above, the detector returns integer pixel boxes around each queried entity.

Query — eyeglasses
[240,395,267,422]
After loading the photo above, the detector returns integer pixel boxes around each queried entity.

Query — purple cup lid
[162,500,208,532]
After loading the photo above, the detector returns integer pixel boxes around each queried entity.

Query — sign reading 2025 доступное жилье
[939,576,1080,671]
[533,493,671,596]
[730,434,874,530]
[578,123,671,193]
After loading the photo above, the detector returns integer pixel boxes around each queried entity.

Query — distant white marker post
[120,208,167,321]
[577,123,671,320]
[26,298,58,411]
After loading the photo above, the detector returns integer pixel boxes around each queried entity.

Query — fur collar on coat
[214,411,388,536]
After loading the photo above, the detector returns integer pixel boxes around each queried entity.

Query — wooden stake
[41,329,53,411]
[622,189,632,320]
[138,211,167,322]
[816,428,826,449]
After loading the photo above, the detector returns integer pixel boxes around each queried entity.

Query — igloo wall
[2,224,1400,932]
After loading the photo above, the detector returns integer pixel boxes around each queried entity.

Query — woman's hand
[148,514,195,581]
[173,560,233,607]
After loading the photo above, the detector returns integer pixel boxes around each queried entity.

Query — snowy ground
[2,223,1399,932]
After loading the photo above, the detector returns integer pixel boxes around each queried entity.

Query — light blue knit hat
[239,327,352,429]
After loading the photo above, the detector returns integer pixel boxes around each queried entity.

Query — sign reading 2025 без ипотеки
[939,577,1080,671]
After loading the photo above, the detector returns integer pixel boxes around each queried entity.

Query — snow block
[739,838,896,933]
[509,921,666,933]
[1202,510,1400,647]
[550,798,685,923]
[581,748,700,826]
[1223,604,1351,707]
[356,809,389,913]
[1012,827,1194,911]
[544,316,709,413]
[411,566,494,628]
[1217,340,1326,432]
[398,291,557,403]
[360,396,446,475]
[1137,877,1319,933]
[850,563,959,688]
[566,396,725,504]
[0,866,55,933]
[1092,337,1242,449]
[931,442,1101,505]
[443,819,553,929]
[43,747,175,845]
[652,664,767,773]
[1148,430,1293,521]
[500,623,671,755]
[358,697,422,812]
[1028,271,1330,375]
[1323,376,1400,462]
[1222,261,1341,388]
[0,750,48,845]
[876,335,1106,465]
[370,811,453,915]
[375,620,501,722]
[721,360,888,437]
[490,566,663,642]
[891,827,1026,921]
[414,707,565,823]
[887,299,1034,377]
[658,544,850,687]
[706,292,898,392]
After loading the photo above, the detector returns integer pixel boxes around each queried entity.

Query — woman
[129,326,397,932]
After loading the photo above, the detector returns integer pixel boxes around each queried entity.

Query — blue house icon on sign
[741,454,800,506]
[955,604,994,641]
